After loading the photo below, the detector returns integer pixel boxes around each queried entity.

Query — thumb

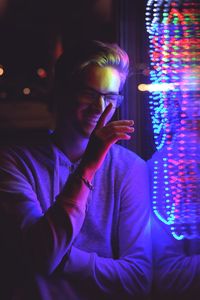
[95,103,113,130]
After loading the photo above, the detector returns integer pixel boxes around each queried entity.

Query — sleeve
[152,215,200,298]
[0,148,86,275]
[61,158,152,299]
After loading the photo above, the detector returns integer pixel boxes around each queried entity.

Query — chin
[82,120,98,135]
[83,126,95,138]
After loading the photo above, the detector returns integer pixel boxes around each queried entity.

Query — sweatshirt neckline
[50,140,81,170]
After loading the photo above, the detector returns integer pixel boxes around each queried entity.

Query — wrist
[75,174,94,191]
[76,162,96,182]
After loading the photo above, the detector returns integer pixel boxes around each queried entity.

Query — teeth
[87,117,99,122]
[86,119,98,124]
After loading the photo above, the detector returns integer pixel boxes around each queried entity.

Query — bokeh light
[23,87,31,95]
[146,0,200,240]
[0,65,5,76]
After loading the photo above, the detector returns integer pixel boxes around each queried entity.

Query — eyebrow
[83,86,120,96]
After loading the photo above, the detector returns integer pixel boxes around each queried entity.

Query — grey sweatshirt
[0,138,152,300]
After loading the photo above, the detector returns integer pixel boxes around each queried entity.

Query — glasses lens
[105,95,124,108]
[77,88,124,108]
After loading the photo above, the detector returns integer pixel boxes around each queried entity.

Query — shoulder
[0,138,54,169]
[104,144,147,180]
[109,143,146,167]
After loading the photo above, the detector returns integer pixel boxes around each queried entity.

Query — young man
[0,40,152,300]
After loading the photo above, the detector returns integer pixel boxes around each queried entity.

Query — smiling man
[0,40,152,300]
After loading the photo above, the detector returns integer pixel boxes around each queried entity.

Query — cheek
[73,104,90,120]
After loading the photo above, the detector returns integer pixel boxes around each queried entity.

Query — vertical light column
[146,0,200,239]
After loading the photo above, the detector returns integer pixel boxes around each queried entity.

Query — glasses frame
[76,86,124,108]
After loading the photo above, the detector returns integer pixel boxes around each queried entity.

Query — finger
[112,125,135,133]
[105,132,132,144]
[101,125,134,135]
[108,120,134,126]
[95,103,113,129]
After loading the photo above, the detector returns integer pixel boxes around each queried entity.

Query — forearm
[61,246,152,299]
[0,167,95,275]
[60,211,152,299]
[56,169,94,237]
[26,171,96,274]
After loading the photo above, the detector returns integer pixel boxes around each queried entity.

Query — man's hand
[79,103,134,177]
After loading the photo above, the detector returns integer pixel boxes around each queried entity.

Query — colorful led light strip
[146,0,200,239]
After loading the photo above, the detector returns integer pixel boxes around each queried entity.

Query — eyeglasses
[76,87,124,108]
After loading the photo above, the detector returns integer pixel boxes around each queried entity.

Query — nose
[94,95,106,113]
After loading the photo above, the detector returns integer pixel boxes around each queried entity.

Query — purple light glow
[146,0,200,239]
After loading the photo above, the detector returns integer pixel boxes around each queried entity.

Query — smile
[85,117,100,124]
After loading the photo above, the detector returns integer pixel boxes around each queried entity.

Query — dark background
[0,0,155,160]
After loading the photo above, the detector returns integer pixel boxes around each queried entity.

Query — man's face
[66,65,122,138]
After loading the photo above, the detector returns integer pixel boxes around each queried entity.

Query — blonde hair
[55,40,129,92]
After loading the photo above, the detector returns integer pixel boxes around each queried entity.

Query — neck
[52,127,89,163]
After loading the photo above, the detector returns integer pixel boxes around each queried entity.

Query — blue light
[147,0,200,240]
